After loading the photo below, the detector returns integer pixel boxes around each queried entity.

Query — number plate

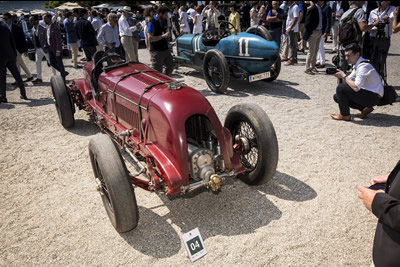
[182,228,207,262]
[249,71,271,82]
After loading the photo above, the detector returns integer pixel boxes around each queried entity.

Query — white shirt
[348,57,384,97]
[180,11,190,33]
[286,3,299,32]
[250,7,259,26]
[368,6,396,38]
[193,13,203,34]
[118,15,137,37]
[187,8,196,20]
[91,16,102,32]
[335,1,344,17]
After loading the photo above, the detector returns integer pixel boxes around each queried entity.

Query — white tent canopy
[54,2,83,11]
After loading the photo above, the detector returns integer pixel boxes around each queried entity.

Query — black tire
[246,25,273,41]
[50,75,75,128]
[263,57,281,82]
[89,134,139,232]
[224,103,278,185]
[203,49,230,94]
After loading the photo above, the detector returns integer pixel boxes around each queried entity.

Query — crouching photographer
[330,44,383,121]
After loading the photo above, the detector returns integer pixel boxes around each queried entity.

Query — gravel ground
[1,33,400,266]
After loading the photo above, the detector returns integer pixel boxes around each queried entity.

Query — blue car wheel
[202,49,230,94]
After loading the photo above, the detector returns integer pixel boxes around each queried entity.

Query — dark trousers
[188,19,194,34]
[48,49,66,78]
[370,37,390,77]
[269,28,282,48]
[83,46,97,62]
[0,57,26,99]
[288,30,297,61]
[333,82,380,116]
[150,49,174,76]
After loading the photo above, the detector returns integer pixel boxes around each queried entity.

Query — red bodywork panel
[73,62,243,195]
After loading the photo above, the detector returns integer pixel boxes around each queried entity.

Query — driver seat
[91,51,106,92]
[202,28,221,47]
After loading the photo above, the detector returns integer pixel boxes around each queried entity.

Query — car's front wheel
[89,134,139,233]
[203,49,230,94]
[224,103,278,185]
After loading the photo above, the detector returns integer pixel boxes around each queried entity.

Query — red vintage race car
[50,52,279,233]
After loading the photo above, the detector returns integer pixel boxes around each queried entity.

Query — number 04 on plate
[182,228,207,262]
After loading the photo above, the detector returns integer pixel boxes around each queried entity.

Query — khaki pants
[121,36,137,62]
[282,31,297,61]
[298,23,306,50]
[132,39,139,62]
[306,30,322,70]
[16,52,32,78]
[70,42,79,67]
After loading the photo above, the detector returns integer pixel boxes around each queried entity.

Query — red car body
[68,61,245,195]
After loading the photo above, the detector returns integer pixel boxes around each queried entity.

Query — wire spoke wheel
[224,103,278,185]
[233,122,259,171]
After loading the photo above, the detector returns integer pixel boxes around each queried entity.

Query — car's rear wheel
[50,75,75,128]
[203,49,230,94]
[89,134,139,233]
[224,103,278,185]
[264,57,281,82]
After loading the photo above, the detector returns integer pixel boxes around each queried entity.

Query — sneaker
[24,77,33,82]
[281,58,289,62]
[20,95,28,100]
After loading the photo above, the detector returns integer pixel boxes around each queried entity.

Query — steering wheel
[98,54,125,69]
[218,21,237,38]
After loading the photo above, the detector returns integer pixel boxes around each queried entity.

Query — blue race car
[174,22,281,94]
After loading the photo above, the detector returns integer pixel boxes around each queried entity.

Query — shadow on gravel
[175,68,310,100]
[7,97,54,107]
[260,171,317,202]
[0,103,15,109]
[351,112,400,127]
[66,119,100,136]
[195,78,310,100]
[120,171,315,258]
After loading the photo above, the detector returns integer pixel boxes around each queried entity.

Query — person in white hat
[118,6,141,62]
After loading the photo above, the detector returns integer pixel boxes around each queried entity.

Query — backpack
[339,8,362,46]
[359,61,399,106]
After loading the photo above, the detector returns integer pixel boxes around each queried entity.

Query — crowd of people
[0,1,400,266]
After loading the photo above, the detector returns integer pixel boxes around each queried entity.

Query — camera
[326,67,338,75]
